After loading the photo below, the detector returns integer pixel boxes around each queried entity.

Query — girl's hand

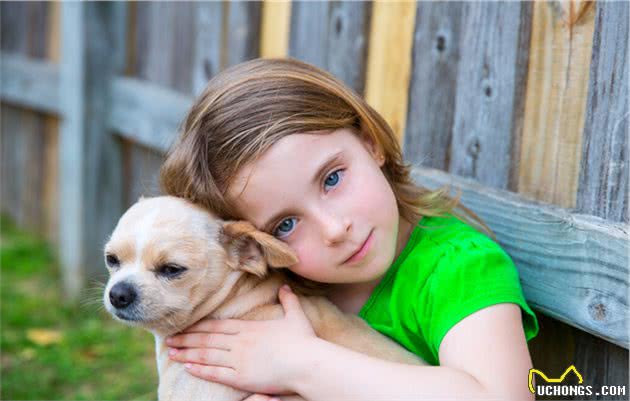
[166,285,317,394]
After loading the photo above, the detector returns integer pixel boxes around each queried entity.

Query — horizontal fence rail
[0,52,61,114]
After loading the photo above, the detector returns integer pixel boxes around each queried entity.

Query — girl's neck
[327,279,382,314]
[328,216,416,314]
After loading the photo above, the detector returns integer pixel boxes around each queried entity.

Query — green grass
[1,215,158,400]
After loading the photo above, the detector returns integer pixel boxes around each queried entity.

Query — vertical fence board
[129,2,198,206]
[225,1,261,68]
[289,1,330,70]
[449,2,531,189]
[404,1,463,169]
[59,2,87,297]
[122,140,164,207]
[42,1,60,245]
[260,0,291,59]
[192,2,224,96]
[519,1,596,207]
[59,2,127,298]
[327,2,371,97]
[1,2,28,53]
[577,1,629,224]
[288,1,370,96]
[135,3,196,95]
[364,1,416,143]
[0,2,50,233]
[572,2,630,398]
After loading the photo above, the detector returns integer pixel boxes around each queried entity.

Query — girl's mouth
[343,229,374,265]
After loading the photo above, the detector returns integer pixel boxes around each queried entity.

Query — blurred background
[1,1,628,400]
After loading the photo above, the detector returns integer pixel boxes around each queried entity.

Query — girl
[159,58,539,400]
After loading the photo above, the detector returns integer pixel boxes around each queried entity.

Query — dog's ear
[220,221,298,277]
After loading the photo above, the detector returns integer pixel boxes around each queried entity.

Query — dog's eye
[157,263,187,278]
[106,254,120,268]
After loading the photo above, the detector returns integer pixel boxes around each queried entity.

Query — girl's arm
[168,287,534,400]
[291,303,534,401]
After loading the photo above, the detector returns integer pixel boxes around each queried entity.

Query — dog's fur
[103,196,425,401]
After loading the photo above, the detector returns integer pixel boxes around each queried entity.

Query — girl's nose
[321,213,352,246]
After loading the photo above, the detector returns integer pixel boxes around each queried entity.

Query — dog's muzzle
[109,281,138,309]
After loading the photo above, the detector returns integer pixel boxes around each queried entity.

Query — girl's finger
[170,347,233,368]
[166,332,234,349]
[278,285,307,321]
[181,318,243,334]
[185,363,237,387]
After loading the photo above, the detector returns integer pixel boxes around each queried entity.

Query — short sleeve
[416,237,539,365]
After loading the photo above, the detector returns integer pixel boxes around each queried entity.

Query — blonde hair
[160,57,494,295]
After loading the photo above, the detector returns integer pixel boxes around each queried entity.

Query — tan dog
[103,196,425,401]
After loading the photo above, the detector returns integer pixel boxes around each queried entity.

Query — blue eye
[324,169,344,191]
[273,217,297,238]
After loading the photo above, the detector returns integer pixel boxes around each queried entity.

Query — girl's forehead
[225,128,370,212]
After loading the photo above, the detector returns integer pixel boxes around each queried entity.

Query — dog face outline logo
[528,365,584,394]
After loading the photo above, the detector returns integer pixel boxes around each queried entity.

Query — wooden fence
[1,1,627,399]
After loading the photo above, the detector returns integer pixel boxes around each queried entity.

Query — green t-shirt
[358,214,539,366]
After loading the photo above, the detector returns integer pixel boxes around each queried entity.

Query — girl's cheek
[290,242,316,275]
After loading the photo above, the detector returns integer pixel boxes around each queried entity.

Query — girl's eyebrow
[261,150,344,231]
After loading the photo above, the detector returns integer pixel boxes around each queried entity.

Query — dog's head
[102,196,297,333]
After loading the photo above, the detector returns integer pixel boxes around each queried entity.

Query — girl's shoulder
[411,213,498,260]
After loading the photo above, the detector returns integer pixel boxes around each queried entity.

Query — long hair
[160,57,494,295]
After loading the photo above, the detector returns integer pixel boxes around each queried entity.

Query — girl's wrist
[288,337,332,395]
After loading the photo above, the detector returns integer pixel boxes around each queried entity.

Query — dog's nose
[109,282,137,309]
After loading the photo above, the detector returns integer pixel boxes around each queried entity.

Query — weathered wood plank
[225,1,261,67]
[134,2,196,95]
[108,76,192,153]
[412,166,629,349]
[364,0,416,143]
[289,1,330,70]
[0,2,50,235]
[0,105,45,230]
[327,2,371,97]
[577,1,629,223]
[0,2,28,52]
[58,2,87,298]
[450,2,532,189]
[288,1,370,95]
[192,2,224,96]
[260,0,291,59]
[0,53,61,114]
[519,1,596,208]
[58,2,127,299]
[404,1,464,169]
[121,138,164,208]
[42,0,61,246]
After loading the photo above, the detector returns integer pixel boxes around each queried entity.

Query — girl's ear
[220,220,298,277]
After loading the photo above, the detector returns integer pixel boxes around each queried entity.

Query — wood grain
[577,0,629,223]
[364,1,416,143]
[260,0,291,59]
[519,1,596,207]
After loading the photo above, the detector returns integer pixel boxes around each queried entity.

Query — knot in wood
[436,35,446,52]
[467,138,481,157]
[335,16,343,35]
[588,301,607,321]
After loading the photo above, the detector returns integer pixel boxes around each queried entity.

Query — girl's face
[226,128,412,284]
